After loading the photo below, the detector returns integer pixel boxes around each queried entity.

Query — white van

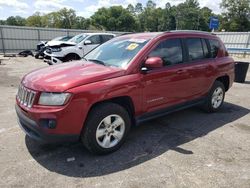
[44,33,115,65]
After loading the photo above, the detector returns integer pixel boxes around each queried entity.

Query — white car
[44,33,115,65]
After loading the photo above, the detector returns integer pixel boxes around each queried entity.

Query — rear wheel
[203,81,225,112]
[81,103,131,155]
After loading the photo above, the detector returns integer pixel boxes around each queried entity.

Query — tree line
[0,0,249,32]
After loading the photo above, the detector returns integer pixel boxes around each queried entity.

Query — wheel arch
[216,75,230,91]
[64,53,81,61]
[85,96,136,127]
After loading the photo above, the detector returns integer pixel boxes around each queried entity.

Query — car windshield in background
[69,34,88,44]
[60,36,73,41]
[51,36,64,41]
[84,38,149,68]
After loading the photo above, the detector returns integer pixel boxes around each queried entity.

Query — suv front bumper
[44,55,64,65]
[15,105,79,143]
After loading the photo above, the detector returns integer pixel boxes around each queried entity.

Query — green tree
[220,0,250,31]
[127,4,135,15]
[91,6,138,31]
[135,3,143,14]
[72,17,91,29]
[6,16,26,26]
[41,12,61,28]
[158,3,176,31]
[26,12,43,27]
[57,8,77,29]
[0,20,6,25]
[199,7,214,31]
[175,0,201,30]
[146,0,156,9]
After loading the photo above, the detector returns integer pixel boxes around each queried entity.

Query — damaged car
[35,36,73,59]
[44,33,115,65]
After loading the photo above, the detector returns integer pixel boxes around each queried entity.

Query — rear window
[209,39,220,58]
[186,38,204,61]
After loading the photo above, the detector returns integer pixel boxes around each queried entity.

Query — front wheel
[203,81,225,113]
[81,103,131,155]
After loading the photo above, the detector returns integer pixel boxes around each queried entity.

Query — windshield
[69,34,88,44]
[84,38,149,68]
[51,36,64,41]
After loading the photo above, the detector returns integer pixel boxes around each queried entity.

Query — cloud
[0,0,29,10]
[78,0,138,18]
[34,0,72,13]
[155,0,222,13]
[0,0,29,15]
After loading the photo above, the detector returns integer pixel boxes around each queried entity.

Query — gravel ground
[0,56,249,188]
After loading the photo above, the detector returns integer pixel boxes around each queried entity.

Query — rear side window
[186,38,204,61]
[102,35,114,43]
[149,39,183,66]
[209,39,220,58]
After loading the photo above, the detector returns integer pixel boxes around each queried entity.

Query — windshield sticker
[126,43,139,51]
[128,39,147,43]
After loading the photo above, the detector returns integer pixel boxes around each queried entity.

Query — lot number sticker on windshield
[126,43,139,51]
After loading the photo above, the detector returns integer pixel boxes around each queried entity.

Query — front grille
[17,85,36,108]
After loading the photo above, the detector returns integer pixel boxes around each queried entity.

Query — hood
[22,61,125,92]
[46,40,76,47]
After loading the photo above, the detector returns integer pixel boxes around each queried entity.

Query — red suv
[16,31,234,154]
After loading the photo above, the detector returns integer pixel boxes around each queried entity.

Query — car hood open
[22,61,125,92]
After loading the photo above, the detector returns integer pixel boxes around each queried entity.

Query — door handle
[176,69,186,74]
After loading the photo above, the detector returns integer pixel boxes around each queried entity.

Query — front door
[84,35,101,55]
[142,38,193,113]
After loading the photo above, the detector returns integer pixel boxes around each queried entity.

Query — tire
[81,103,131,155]
[203,81,225,113]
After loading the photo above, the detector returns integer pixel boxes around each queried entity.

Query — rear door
[183,38,215,98]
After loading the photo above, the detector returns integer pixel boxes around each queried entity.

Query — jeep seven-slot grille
[17,85,36,108]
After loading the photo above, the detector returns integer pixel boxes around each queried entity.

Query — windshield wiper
[87,59,106,66]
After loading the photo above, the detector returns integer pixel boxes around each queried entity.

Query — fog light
[39,119,57,129]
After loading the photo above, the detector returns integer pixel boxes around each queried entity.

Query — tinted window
[102,35,114,43]
[186,38,204,61]
[88,35,101,44]
[149,39,183,66]
[209,39,220,58]
[202,39,209,58]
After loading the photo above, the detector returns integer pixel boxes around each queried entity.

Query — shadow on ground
[25,102,250,177]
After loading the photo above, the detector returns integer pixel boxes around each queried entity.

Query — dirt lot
[0,56,249,188]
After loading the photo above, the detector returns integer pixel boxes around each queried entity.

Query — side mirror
[143,57,163,71]
[84,40,92,45]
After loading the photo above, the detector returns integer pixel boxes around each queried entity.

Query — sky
[0,0,223,20]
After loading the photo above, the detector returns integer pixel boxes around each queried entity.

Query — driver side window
[88,35,101,45]
[149,38,183,66]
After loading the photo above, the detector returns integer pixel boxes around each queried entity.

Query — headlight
[38,92,71,106]
[51,48,62,52]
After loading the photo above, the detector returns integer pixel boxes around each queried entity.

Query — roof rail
[164,30,216,35]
